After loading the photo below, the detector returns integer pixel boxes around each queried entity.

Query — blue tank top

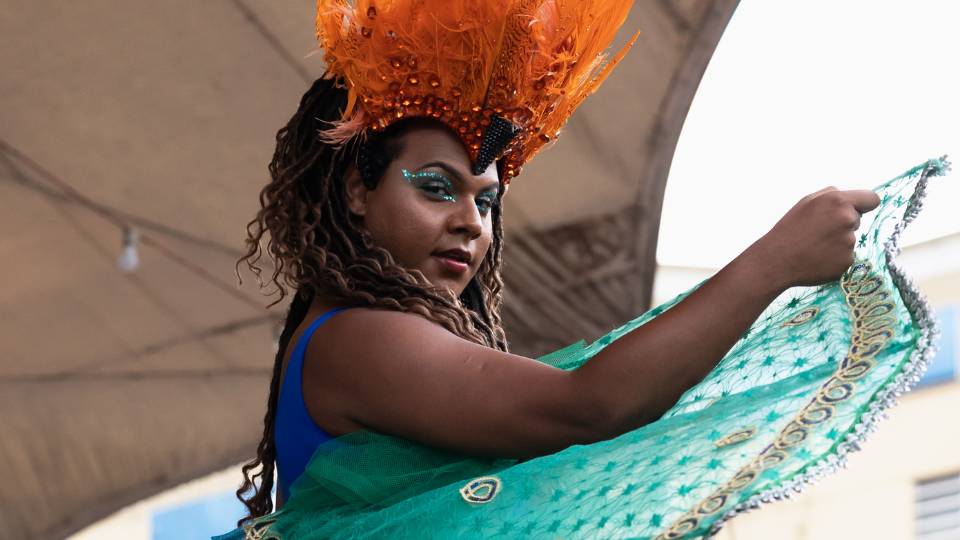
[274,308,348,502]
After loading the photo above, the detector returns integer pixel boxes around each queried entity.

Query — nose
[447,199,483,240]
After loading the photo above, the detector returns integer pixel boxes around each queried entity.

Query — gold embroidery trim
[242,514,281,540]
[656,261,895,539]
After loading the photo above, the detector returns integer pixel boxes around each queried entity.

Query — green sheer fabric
[218,157,950,540]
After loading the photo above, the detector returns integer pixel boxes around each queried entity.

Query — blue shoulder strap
[295,307,348,356]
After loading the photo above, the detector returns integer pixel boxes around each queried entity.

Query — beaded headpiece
[315,0,639,183]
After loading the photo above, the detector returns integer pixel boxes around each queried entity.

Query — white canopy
[0,1,738,537]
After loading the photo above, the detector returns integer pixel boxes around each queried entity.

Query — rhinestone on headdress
[315,0,640,184]
[473,115,522,176]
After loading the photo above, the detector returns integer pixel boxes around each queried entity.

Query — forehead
[393,125,500,184]
[394,125,472,164]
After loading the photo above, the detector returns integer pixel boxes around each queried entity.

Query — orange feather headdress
[315,0,639,183]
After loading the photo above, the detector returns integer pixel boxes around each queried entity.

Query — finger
[844,190,882,214]
[842,208,862,230]
[805,185,839,200]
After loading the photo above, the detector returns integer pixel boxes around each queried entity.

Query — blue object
[153,490,246,540]
[275,308,348,501]
[919,305,957,387]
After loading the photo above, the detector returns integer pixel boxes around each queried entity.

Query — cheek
[365,195,442,264]
[472,225,495,269]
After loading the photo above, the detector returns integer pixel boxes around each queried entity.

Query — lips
[433,248,472,264]
[432,249,472,274]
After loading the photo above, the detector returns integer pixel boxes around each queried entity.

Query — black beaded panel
[472,115,521,176]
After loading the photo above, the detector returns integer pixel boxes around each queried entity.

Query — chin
[440,276,473,298]
[440,278,469,297]
[422,259,473,296]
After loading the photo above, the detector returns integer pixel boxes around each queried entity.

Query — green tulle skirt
[216,157,950,540]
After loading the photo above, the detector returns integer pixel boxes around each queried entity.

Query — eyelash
[401,169,499,215]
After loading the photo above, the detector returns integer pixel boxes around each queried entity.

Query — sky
[657,1,960,269]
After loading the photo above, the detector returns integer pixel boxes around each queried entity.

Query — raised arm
[308,188,881,460]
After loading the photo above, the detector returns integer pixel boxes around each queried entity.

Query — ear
[344,167,369,217]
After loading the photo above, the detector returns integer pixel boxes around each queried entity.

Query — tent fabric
[0,1,739,537]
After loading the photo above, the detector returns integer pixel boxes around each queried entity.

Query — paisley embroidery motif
[714,427,757,449]
[781,307,820,327]
[460,476,502,504]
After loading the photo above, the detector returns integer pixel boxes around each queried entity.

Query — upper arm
[304,309,609,460]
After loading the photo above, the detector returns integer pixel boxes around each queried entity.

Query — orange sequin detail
[315,0,640,180]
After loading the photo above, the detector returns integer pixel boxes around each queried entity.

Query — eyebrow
[417,161,500,195]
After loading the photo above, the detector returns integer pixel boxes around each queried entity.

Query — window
[918,305,957,388]
[916,473,960,540]
[152,490,246,540]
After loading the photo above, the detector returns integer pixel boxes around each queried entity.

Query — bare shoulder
[304,307,464,376]
[300,307,607,458]
[321,307,458,348]
[303,307,489,393]
[299,308,462,432]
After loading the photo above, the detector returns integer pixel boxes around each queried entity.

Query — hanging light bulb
[117,227,140,272]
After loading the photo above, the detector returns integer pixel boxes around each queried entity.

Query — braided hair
[234,76,509,524]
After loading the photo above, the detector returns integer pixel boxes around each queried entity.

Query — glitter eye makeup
[402,168,456,202]
[475,193,498,216]
[401,167,500,215]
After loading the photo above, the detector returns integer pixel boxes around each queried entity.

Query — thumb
[804,185,839,201]
[845,189,882,214]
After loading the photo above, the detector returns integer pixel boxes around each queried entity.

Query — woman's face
[345,125,501,296]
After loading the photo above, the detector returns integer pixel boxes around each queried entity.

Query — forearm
[574,243,787,436]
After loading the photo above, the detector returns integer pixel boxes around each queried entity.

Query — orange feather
[315,0,638,180]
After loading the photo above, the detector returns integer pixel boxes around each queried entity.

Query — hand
[747,187,881,289]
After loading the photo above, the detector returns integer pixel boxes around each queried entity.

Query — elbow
[584,397,667,440]
[581,401,623,442]
[567,378,629,443]
[515,400,620,461]
[567,374,670,441]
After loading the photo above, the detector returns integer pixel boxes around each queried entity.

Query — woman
[222,0,944,538]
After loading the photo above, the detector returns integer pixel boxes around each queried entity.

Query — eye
[475,195,499,216]
[421,182,456,202]
[402,168,456,202]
